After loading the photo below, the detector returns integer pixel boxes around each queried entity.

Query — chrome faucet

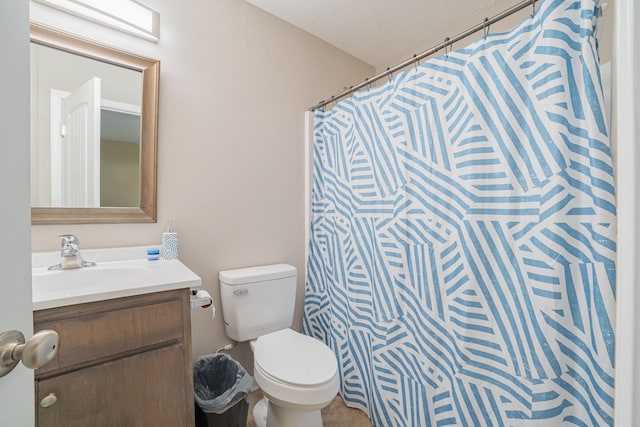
[47,234,96,270]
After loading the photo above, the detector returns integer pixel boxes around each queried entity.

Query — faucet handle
[58,234,79,248]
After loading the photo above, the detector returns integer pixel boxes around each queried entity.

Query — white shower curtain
[304,0,615,425]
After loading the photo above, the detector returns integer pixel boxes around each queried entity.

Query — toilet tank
[219,264,296,342]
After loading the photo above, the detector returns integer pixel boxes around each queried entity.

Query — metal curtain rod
[310,0,536,111]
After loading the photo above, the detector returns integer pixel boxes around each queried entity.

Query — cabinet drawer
[37,344,189,427]
[35,297,184,374]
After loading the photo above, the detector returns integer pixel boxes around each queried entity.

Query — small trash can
[193,353,255,427]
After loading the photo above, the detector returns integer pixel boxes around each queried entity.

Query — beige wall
[375,3,613,74]
[30,0,373,369]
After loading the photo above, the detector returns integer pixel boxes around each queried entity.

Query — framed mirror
[30,23,159,224]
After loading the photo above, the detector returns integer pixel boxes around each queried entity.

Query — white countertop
[32,246,202,311]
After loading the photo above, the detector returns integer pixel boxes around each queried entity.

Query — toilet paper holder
[190,289,213,310]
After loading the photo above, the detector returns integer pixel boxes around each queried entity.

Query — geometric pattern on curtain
[303,0,615,425]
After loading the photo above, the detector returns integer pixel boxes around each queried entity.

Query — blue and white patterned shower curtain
[303,0,615,425]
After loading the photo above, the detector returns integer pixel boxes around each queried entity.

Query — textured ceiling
[245,0,523,67]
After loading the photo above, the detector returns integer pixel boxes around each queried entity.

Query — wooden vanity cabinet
[33,289,195,427]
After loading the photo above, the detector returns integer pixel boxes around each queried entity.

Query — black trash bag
[193,353,255,415]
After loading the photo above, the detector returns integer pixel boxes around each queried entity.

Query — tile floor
[247,390,373,427]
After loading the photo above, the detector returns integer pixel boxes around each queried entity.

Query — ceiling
[245,0,521,68]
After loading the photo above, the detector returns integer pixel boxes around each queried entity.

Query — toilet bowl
[251,328,339,427]
[219,265,339,427]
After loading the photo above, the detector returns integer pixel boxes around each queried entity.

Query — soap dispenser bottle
[161,220,178,259]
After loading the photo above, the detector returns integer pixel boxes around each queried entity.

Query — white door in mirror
[51,77,102,208]
[0,329,59,376]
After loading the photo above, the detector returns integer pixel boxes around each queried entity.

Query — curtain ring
[364,77,372,91]
[413,54,418,72]
[532,0,536,16]
[444,37,450,58]
[387,67,393,83]
[483,17,490,39]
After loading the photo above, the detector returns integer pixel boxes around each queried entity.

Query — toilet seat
[253,328,339,408]
[254,328,337,386]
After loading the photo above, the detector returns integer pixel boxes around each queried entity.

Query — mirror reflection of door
[51,77,101,208]
[30,42,142,208]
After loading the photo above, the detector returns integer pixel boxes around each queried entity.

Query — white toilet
[219,264,339,427]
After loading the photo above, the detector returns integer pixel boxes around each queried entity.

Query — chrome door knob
[14,330,59,369]
[0,329,59,377]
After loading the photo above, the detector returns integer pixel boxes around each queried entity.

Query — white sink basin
[32,247,202,310]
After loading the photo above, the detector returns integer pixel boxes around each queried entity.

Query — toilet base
[253,398,268,427]
[254,396,323,427]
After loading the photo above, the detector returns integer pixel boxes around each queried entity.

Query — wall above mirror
[30,23,159,225]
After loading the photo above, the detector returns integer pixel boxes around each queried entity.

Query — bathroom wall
[613,0,640,422]
[375,2,613,73]
[29,0,373,369]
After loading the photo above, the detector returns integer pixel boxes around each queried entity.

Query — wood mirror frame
[30,23,159,225]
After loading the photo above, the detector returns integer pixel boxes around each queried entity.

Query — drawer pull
[40,393,57,408]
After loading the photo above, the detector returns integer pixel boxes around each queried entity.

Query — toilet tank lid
[219,264,296,285]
